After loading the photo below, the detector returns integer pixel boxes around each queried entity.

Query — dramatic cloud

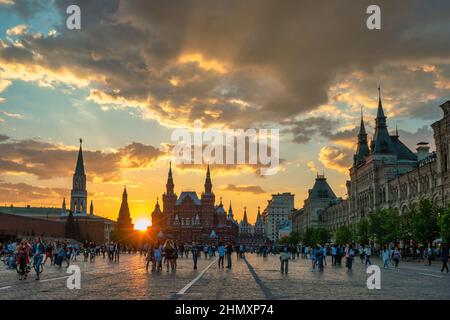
[0,181,69,203]
[221,184,266,194]
[6,24,28,36]
[0,0,449,131]
[318,146,353,174]
[0,137,167,181]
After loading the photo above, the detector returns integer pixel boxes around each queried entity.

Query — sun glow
[134,218,151,231]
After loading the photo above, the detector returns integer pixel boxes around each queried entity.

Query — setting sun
[134,218,151,231]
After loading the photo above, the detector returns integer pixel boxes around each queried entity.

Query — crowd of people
[275,243,449,274]
[1,237,449,281]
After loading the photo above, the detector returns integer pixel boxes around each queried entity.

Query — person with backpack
[280,246,290,274]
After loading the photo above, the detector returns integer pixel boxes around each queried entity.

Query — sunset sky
[0,0,450,225]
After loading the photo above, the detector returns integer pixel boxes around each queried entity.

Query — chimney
[416,142,430,161]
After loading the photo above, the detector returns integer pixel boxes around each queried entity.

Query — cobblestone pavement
[0,253,449,300]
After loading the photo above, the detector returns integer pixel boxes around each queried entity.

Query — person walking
[43,242,52,265]
[382,247,390,268]
[364,245,372,266]
[280,246,290,274]
[441,245,449,273]
[393,247,401,268]
[426,246,433,266]
[154,242,162,272]
[316,245,324,271]
[346,244,354,271]
[226,242,233,269]
[31,237,45,280]
[145,244,154,272]
[218,242,225,269]
[191,242,199,270]
[17,239,30,280]
[331,245,337,266]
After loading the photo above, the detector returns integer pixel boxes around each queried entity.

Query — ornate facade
[295,92,450,234]
[150,164,239,244]
[237,207,269,246]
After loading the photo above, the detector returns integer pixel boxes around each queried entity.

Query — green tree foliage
[356,217,370,244]
[439,207,450,244]
[334,225,353,245]
[367,208,400,246]
[410,199,439,246]
[302,228,316,246]
[290,231,301,245]
[314,227,330,244]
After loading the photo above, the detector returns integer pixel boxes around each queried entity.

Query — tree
[302,228,316,246]
[399,206,413,246]
[278,236,292,245]
[314,227,330,244]
[356,217,370,244]
[290,231,301,245]
[410,199,439,246]
[439,207,450,245]
[334,225,352,245]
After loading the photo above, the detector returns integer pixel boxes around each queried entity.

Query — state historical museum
[150,164,239,244]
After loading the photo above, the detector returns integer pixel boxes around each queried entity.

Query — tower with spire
[70,139,87,215]
[254,206,265,235]
[117,186,134,233]
[201,164,215,227]
[162,162,177,226]
[354,107,370,166]
[371,86,396,155]
[348,87,417,215]
[151,197,163,231]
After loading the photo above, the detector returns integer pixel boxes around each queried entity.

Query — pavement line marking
[39,276,70,283]
[0,286,11,290]
[177,258,218,295]
[418,272,443,278]
[243,257,276,300]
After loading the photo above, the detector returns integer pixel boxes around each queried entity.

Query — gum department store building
[293,90,450,234]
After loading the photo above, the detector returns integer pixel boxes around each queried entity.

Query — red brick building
[150,164,238,244]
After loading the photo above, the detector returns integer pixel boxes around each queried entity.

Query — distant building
[292,174,337,234]
[237,207,270,247]
[149,164,238,244]
[261,192,295,242]
[294,91,450,235]
[0,139,115,243]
